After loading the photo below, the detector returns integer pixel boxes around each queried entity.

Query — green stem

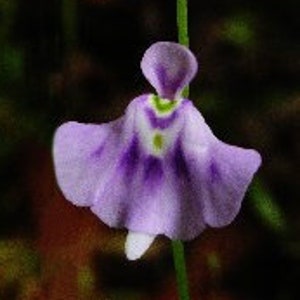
[172,240,190,300]
[177,0,189,47]
[177,0,189,97]
[173,1,191,300]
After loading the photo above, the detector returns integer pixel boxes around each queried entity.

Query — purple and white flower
[53,42,261,260]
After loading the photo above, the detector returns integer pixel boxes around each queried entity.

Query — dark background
[0,0,299,299]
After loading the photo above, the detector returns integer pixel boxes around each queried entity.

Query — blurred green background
[0,0,299,299]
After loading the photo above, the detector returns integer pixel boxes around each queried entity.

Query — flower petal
[141,42,198,99]
[53,118,124,206]
[179,103,262,228]
[202,142,261,227]
[52,96,143,207]
[125,231,156,260]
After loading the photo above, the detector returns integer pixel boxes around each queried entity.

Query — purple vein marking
[145,108,177,129]
[120,135,140,179]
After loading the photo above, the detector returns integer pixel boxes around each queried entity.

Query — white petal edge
[125,231,156,260]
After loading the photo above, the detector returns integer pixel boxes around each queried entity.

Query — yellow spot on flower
[149,94,182,116]
[153,133,163,150]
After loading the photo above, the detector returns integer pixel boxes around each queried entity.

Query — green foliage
[207,252,221,272]
[77,266,95,294]
[250,179,288,234]
[0,46,24,81]
[0,240,40,283]
[222,15,255,48]
[0,1,23,83]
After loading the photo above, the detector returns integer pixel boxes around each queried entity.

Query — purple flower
[53,42,261,260]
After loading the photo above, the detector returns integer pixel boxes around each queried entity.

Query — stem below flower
[172,240,190,300]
